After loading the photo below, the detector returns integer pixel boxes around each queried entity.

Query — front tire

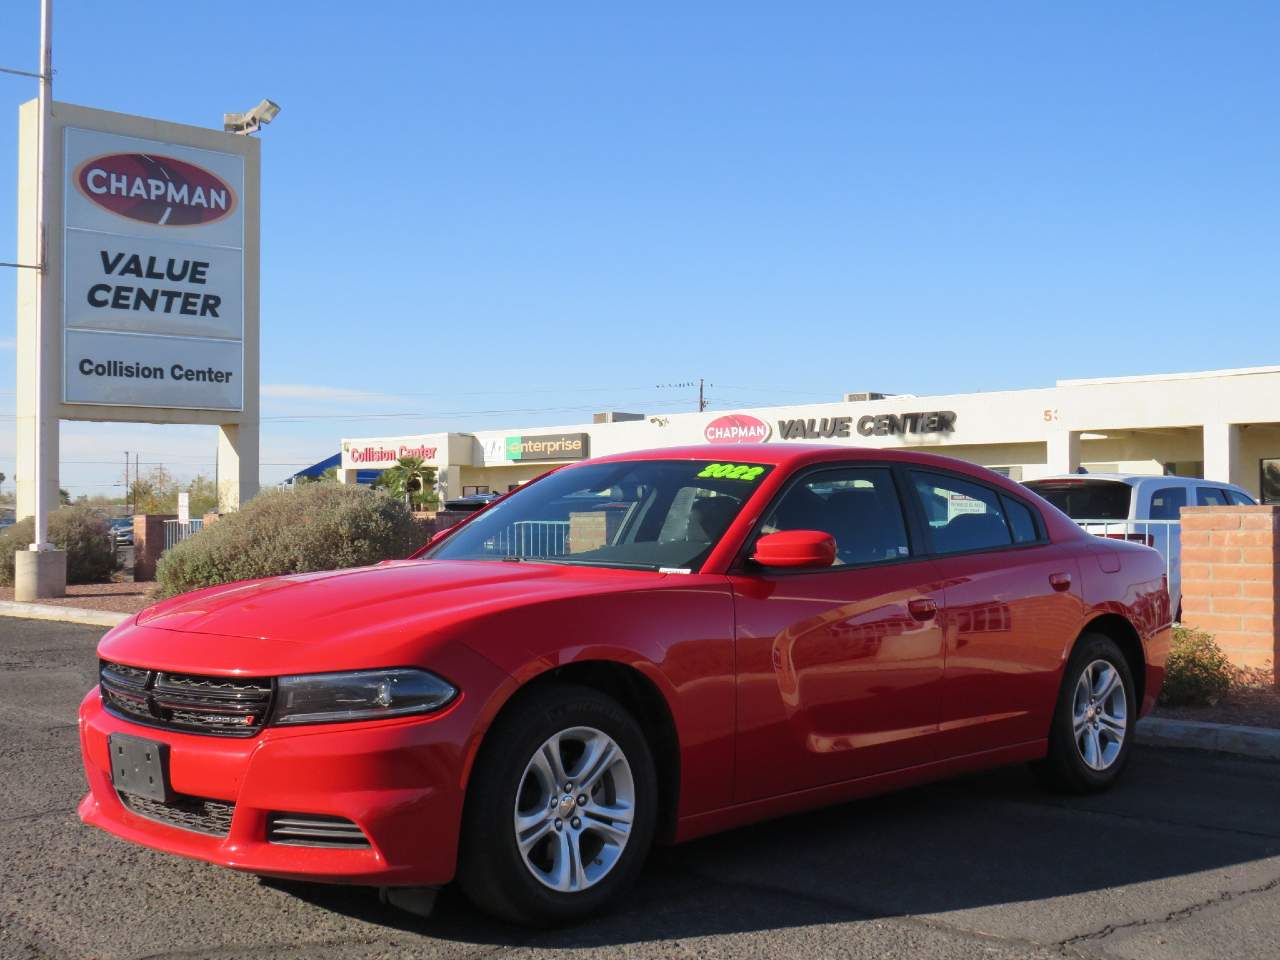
[458,683,657,926]
[1033,633,1135,793]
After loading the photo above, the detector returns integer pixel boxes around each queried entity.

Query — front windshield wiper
[502,556,662,572]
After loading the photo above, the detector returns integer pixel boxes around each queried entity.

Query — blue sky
[2,3,1278,496]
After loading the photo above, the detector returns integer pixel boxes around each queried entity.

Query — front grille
[118,791,235,837]
[100,660,274,737]
[267,812,371,848]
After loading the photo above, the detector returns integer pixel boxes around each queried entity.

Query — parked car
[108,517,134,546]
[80,446,1169,925]
[443,492,503,512]
[1023,474,1254,620]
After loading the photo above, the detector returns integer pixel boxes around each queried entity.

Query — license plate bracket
[108,733,173,802]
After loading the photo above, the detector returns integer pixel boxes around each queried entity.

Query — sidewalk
[0,599,129,627]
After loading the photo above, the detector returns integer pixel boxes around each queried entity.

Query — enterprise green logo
[504,433,589,462]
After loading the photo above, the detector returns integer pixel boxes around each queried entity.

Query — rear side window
[1000,494,1040,544]
[1197,487,1229,506]
[1149,487,1187,520]
[1024,480,1132,520]
[910,472,1013,554]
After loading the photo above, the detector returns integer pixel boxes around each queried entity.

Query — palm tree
[375,457,438,511]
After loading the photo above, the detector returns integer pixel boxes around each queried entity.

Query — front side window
[1149,486,1187,520]
[759,467,911,566]
[911,471,1013,554]
[1227,489,1256,506]
[427,460,772,572]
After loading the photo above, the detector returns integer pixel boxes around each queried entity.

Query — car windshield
[1025,480,1132,520]
[426,459,772,572]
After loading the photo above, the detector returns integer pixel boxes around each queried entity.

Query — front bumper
[78,688,474,886]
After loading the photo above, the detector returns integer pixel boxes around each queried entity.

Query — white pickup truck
[1023,474,1255,621]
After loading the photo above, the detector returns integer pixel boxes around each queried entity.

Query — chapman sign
[62,128,245,410]
[704,414,771,444]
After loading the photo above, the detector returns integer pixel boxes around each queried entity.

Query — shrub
[0,506,119,586]
[1159,626,1233,707]
[155,483,423,598]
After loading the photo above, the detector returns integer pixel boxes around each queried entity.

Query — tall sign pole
[31,0,52,551]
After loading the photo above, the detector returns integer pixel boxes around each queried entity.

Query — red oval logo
[704,414,771,444]
[75,153,237,227]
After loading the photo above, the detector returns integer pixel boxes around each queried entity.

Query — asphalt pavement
[3,614,1279,960]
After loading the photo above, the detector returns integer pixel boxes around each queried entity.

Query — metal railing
[1071,518,1179,597]
[485,520,570,558]
[162,518,204,551]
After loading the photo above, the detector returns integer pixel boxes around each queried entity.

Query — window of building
[910,472,1013,554]
[1259,459,1280,504]
[761,467,910,566]
[1149,487,1187,520]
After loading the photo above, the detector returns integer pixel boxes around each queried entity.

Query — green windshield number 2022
[696,463,766,481]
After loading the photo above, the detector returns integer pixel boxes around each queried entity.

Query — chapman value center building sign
[16,100,261,519]
[63,128,245,410]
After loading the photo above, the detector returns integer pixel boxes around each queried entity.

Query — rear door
[908,470,1085,757]
[729,464,946,802]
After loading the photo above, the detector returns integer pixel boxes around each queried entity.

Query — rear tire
[1033,633,1136,794]
[457,683,657,926]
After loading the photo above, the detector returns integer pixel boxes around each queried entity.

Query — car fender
[448,576,738,816]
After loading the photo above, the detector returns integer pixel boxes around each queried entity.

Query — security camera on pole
[10,2,275,599]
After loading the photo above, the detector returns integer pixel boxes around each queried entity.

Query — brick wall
[1179,505,1279,684]
[132,514,176,583]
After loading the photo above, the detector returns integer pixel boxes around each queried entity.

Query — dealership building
[337,365,1280,503]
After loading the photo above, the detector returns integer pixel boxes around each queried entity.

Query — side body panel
[933,545,1085,755]
[729,560,946,802]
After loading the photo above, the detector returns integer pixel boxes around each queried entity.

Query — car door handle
[1049,572,1072,592]
[908,598,938,621]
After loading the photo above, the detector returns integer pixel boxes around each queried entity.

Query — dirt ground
[1154,681,1280,730]
[0,579,156,614]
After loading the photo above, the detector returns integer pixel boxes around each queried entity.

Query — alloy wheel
[1072,659,1127,771]
[513,725,635,893]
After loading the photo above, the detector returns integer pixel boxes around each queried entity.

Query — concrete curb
[1138,716,1280,762]
[0,600,129,628]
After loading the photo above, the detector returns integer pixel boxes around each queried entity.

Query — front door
[730,465,946,803]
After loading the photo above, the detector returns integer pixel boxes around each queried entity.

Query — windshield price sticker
[697,463,766,481]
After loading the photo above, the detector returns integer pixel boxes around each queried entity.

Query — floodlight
[224,99,282,135]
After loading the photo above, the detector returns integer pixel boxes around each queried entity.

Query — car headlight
[272,669,457,726]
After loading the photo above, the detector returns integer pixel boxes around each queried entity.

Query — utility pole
[124,451,129,515]
[656,379,712,413]
[31,0,52,551]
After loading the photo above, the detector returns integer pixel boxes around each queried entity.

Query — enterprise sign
[505,433,589,462]
[62,128,245,411]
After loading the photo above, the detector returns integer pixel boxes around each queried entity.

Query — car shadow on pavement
[266,748,1280,949]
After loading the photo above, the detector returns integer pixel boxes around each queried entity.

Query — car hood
[98,560,666,675]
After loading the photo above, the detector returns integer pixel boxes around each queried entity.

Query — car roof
[587,443,997,473]
[1030,474,1249,491]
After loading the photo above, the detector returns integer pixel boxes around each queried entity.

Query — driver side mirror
[751,530,836,569]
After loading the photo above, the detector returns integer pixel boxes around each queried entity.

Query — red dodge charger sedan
[80,445,1170,924]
